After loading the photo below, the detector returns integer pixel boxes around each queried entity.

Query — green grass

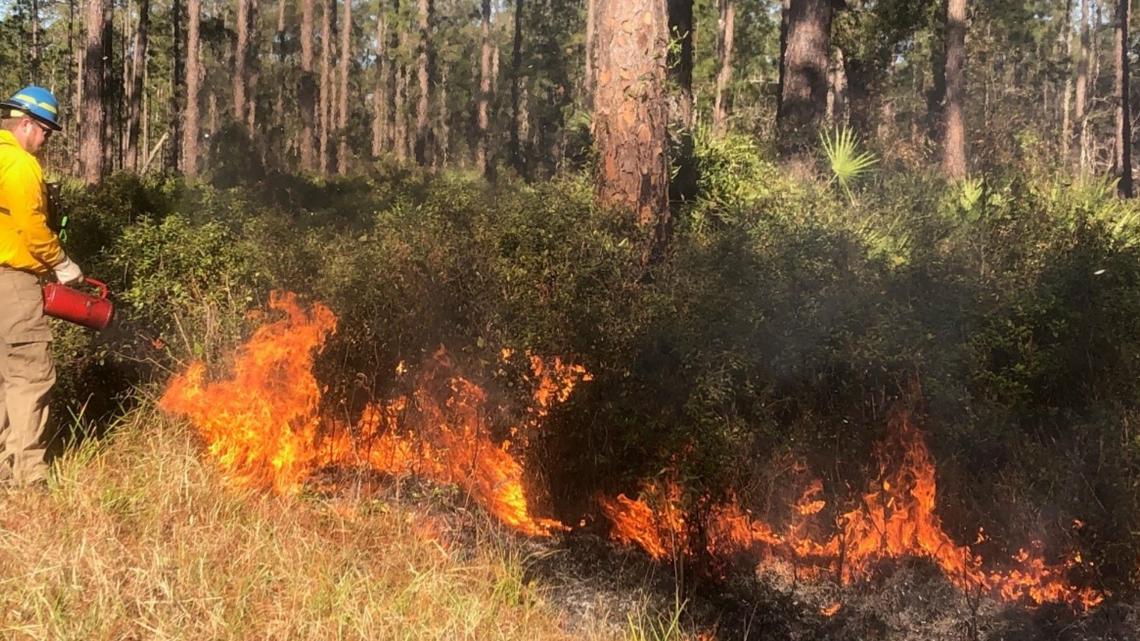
[0,406,701,641]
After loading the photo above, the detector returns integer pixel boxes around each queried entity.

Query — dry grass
[0,406,692,641]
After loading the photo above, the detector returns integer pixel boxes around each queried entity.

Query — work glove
[53,256,83,285]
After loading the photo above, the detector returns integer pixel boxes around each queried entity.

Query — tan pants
[0,268,54,484]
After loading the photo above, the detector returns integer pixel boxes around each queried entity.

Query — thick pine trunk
[337,0,351,174]
[184,0,201,175]
[942,0,967,180]
[126,0,149,171]
[80,0,107,184]
[1116,0,1132,196]
[592,0,670,256]
[476,0,492,174]
[713,0,735,135]
[414,0,433,166]
[777,0,834,162]
[300,0,316,170]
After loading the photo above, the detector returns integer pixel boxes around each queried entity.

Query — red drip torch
[42,278,114,330]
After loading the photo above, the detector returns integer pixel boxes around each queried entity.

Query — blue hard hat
[1,86,61,131]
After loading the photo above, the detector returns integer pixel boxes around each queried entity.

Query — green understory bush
[46,156,1140,597]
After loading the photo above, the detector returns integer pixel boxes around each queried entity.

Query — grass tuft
[0,406,699,641]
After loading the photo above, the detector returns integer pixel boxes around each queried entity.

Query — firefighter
[0,85,80,486]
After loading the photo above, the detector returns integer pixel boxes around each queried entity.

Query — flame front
[160,294,587,536]
[600,415,1103,611]
[160,294,1103,611]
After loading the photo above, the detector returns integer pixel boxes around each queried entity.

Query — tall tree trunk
[1116,0,1132,196]
[246,0,260,131]
[170,0,183,172]
[395,29,409,162]
[1062,0,1074,164]
[713,0,735,135]
[80,0,107,184]
[300,0,317,170]
[1076,0,1091,173]
[592,0,670,259]
[828,47,847,125]
[184,0,201,175]
[319,0,333,174]
[414,0,433,166]
[337,0,351,174]
[476,0,492,174]
[235,0,249,124]
[387,0,401,154]
[777,0,835,163]
[372,1,388,158]
[509,0,523,174]
[942,0,967,179]
[126,0,150,171]
[436,64,448,167]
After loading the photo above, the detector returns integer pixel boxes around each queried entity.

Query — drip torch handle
[84,278,109,299]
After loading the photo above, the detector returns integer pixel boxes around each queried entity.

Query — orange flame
[599,482,688,560]
[601,414,1104,611]
[160,294,588,537]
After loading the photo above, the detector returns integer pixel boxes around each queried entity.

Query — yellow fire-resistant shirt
[0,129,62,275]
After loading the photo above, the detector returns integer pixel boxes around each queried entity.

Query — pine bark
[713,0,735,135]
[337,0,351,174]
[941,0,967,180]
[300,0,316,170]
[592,0,670,254]
[777,0,834,162]
[476,0,492,174]
[80,0,107,184]
[1116,0,1132,196]
[184,0,201,175]
[414,0,433,166]
[126,0,150,171]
